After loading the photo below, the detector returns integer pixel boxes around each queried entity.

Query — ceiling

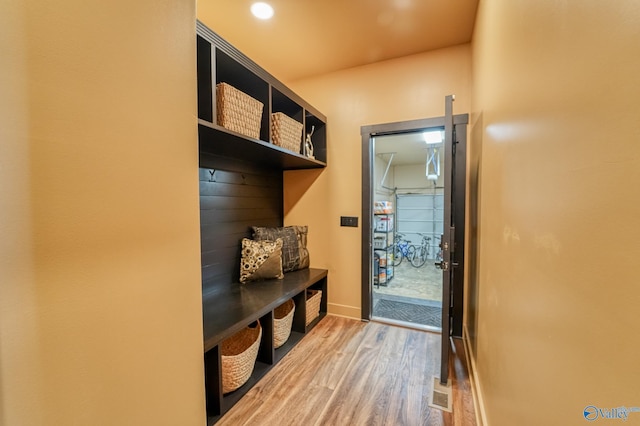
[375,131,443,166]
[197,0,479,82]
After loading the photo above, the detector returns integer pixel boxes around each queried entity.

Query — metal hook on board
[209,169,216,182]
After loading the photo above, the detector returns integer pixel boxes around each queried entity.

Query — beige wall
[469,0,640,424]
[284,45,471,318]
[0,1,205,425]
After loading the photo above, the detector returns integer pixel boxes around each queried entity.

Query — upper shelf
[196,21,327,169]
[198,120,326,170]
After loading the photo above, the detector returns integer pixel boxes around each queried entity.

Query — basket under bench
[203,268,328,424]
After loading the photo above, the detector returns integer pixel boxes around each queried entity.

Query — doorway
[361,114,468,338]
[371,131,445,330]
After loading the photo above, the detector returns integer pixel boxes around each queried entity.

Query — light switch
[340,216,359,227]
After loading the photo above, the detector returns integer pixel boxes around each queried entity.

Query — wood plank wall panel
[200,154,283,295]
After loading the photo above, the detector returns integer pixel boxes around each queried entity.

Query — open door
[360,103,468,357]
[438,95,456,385]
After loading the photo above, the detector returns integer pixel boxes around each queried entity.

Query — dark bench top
[202,268,328,352]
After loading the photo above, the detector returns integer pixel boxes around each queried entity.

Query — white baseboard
[463,324,488,426]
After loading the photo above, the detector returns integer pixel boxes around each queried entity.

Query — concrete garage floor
[373,260,443,328]
[375,260,442,302]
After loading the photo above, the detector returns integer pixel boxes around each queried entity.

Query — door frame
[360,114,468,336]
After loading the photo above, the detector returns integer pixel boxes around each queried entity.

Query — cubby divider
[197,35,213,123]
[258,312,274,365]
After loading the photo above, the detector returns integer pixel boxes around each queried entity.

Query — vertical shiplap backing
[199,154,283,295]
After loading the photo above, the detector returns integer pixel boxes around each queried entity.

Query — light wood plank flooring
[218,315,476,426]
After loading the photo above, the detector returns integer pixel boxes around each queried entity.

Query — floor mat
[374,299,441,328]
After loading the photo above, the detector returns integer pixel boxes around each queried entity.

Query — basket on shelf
[271,112,303,153]
[216,82,264,140]
[273,299,295,348]
[305,289,322,326]
[221,321,262,394]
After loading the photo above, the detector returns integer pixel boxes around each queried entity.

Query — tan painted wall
[469,1,640,424]
[0,1,205,424]
[284,45,471,318]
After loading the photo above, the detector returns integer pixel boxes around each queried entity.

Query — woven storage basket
[216,82,263,140]
[305,289,322,326]
[221,321,262,394]
[271,112,303,153]
[273,299,295,348]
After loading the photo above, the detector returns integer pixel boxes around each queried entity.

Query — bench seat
[202,268,328,352]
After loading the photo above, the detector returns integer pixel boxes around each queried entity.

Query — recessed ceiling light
[251,2,274,20]
[423,130,444,145]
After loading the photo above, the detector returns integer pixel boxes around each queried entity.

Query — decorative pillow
[252,226,310,272]
[290,225,309,270]
[239,238,284,283]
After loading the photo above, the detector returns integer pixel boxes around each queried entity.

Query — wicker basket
[273,299,295,348]
[305,289,322,326]
[216,82,264,140]
[271,112,303,153]
[221,321,262,394]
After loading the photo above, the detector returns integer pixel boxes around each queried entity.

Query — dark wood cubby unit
[203,270,328,425]
[197,20,329,424]
[196,21,327,167]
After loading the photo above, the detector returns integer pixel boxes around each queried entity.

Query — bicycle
[393,233,416,266]
[410,233,431,267]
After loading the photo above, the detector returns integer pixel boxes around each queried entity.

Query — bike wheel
[410,246,427,268]
[406,245,417,265]
[393,246,403,266]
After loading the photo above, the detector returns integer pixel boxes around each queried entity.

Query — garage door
[396,193,443,259]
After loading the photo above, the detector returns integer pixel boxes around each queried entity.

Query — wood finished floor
[218,315,476,426]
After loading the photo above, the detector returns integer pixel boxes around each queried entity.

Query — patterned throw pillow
[252,226,309,272]
[290,225,309,270]
[239,238,284,283]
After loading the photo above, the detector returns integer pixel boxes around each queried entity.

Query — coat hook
[209,169,216,182]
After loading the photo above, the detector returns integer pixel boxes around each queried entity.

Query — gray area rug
[374,299,441,327]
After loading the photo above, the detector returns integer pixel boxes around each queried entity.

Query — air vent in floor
[428,376,453,412]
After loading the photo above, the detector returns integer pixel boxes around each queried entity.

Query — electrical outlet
[340,216,359,227]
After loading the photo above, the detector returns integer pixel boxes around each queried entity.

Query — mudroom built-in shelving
[196,20,329,425]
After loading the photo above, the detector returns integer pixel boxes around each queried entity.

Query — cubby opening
[215,49,270,142]
[305,112,327,164]
[272,87,304,127]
